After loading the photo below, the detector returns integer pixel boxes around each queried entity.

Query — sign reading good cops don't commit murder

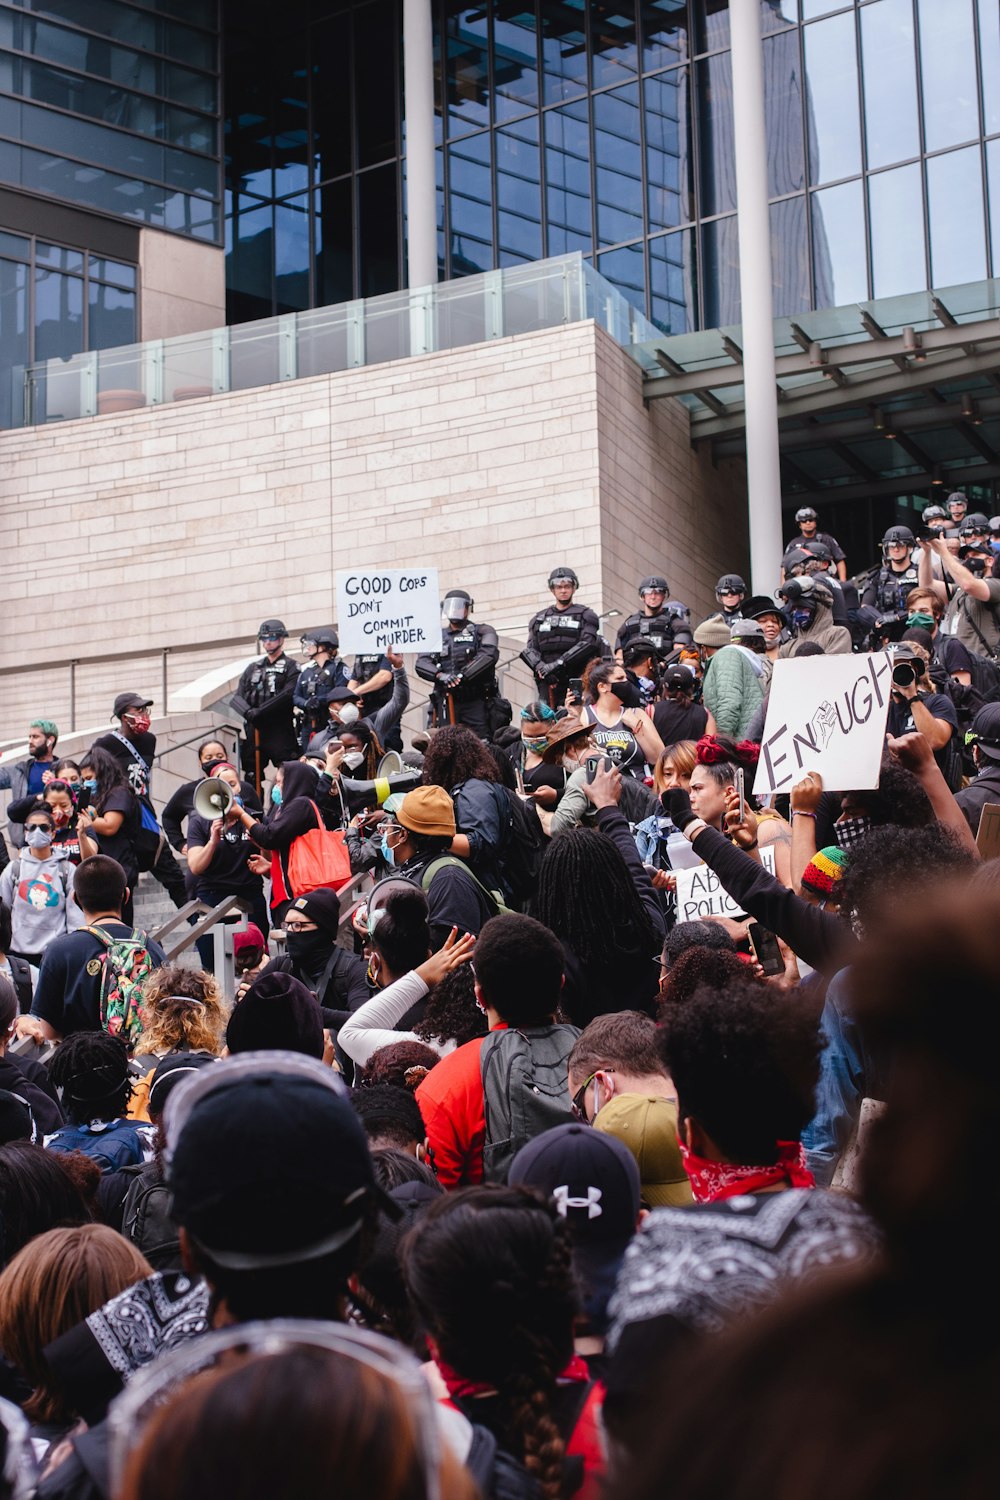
[335,567,440,655]
[753,651,893,796]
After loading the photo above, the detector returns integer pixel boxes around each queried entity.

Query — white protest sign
[674,847,775,923]
[753,651,893,796]
[335,567,440,655]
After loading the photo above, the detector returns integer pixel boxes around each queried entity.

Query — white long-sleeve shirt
[339,969,457,1067]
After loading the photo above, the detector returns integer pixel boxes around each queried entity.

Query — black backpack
[499,787,544,909]
[480,1023,580,1183]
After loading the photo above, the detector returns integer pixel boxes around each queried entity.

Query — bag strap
[421,856,502,913]
[111,730,151,775]
[961,595,1000,661]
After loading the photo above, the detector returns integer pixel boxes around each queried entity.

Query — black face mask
[611,678,643,709]
[285,929,333,973]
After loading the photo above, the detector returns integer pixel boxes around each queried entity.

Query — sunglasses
[570,1070,612,1124]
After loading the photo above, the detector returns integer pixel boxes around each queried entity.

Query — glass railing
[16,254,656,428]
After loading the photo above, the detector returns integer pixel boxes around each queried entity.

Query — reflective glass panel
[597,240,645,311]
[311,16,352,181]
[539,0,588,105]
[493,5,539,122]
[696,52,736,216]
[860,0,919,169]
[0,254,29,427]
[89,258,136,289]
[275,193,311,311]
[448,130,493,273]
[34,265,83,361]
[496,118,542,264]
[804,10,861,185]
[649,226,696,332]
[445,2,491,135]
[979,0,1000,135]
[87,280,136,350]
[645,67,691,231]
[0,231,30,262]
[989,139,1000,278]
[591,1,638,90]
[801,0,845,16]
[868,163,925,297]
[640,0,688,72]
[770,195,810,316]
[545,98,592,254]
[226,200,273,323]
[315,179,353,306]
[702,213,740,325]
[35,242,83,273]
[811,179,868,305]
[270,43,310,198]
[694,1,729,54]
[917,0,978,151]
[358,164,399,295]
[763,29,804,197]
[594,84,643,246]
[356,3,398,164]
[926,146,986,286]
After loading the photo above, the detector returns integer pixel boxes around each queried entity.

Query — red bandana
[680,1141,815,1203]
[435,1353,591,1401]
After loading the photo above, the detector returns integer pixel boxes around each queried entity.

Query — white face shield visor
[442,596,470,624]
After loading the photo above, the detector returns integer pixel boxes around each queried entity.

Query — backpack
[86,924,154,1048]
[480,1023,581,1183]
[47,1118,150,1173]
[465,1426,542,1500]
[498,788,544,910]
[420,856,510,916]
[121,1161,182,1271]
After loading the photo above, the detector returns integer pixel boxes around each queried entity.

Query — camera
[776,577,807,603]
[892,661,917,687]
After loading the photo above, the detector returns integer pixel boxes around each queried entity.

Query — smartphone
[568,677,584,704]
[747,922,784,977]
[735,766,746,824]
[585,754,614,782]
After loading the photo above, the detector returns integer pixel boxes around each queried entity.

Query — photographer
[777,576,852,656]
[918,533,1000,656]
[884,643,960,790]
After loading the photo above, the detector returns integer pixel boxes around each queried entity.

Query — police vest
[350,654,393,711]
[875,565,919,613]
[618,611,675,654]
[247,655,294,708]
[531,605,592,662]
[438,624,492,690]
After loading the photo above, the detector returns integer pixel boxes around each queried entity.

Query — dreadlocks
[48,1032,131,1124]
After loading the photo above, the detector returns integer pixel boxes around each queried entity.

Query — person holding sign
[415,588,504,740]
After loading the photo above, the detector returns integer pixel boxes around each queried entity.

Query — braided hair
[48,1032,131,1124]
[401,1185,578,1500]
[533,827,660,977]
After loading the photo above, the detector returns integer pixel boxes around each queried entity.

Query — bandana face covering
[680,1141,815,1203]
[834,815,875,850]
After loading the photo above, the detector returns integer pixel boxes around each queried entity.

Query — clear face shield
[442,596,469,625]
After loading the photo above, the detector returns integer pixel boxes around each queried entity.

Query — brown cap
[396,785,456,838]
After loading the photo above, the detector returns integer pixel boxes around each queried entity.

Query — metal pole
[403,0,438,292]
[730,0,784,594]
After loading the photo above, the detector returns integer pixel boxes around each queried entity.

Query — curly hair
[135,965,227,1056]
[851,762,933,829]
[835,823,975,932]
[48,1032,131,1124]
[414,966,486,1049]
[659,977,821,1164]
[422,726,500,788]
[359,1040,441,1091]
[658,945,758,1015]
[696,734,759,770]
[401,1185,579,1500]
[351,1084,425,1151]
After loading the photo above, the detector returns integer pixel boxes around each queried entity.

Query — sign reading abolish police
[335,567,440,654]
[753,651,893,796]
[674,847,776,923]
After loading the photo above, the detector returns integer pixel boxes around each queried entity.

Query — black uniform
[348,652,399,749]
[415,621,501,738]
[522,602,600,704]
[783,531,845,568]
[615,610,676,657]
[862,561,920,615]
[234,652,300,775]
[293,656,351,750]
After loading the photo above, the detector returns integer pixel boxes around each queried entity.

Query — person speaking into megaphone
[184,762,269,967]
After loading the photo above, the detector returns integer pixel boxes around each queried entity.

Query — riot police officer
[415,589,502,738]
[861,526,920,614]
[294,628,350,750]
[615,576,690,657]
[233,619,300,788]
[922,503,949,534]
[715,574,748,623]
[521,567,601,705]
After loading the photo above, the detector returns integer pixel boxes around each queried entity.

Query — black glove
[535,662,553,681]
[663,787,698,832]
[435,672,452,687]
[305,696,323,714]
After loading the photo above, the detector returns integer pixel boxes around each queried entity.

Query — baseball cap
[147,1053,219,1120]
[970,702,1000,761]
[113,692,153,718]
[663,665,695,692]
[730,619,765,644]
[591,1095,693,1208]
[396,786,456,838]
[329,687,362,704]
[233,923,267,959]
[164,1053,386,1270]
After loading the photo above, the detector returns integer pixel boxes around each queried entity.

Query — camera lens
[892,662,916,686]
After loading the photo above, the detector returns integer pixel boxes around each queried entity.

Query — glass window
[34,265,83,361]
[926,146,986,286]
[545,98,592,253]
[358,164,399,295]
[448,131,493,273]
[702,213,740,326]
[87,279,136,350]
[696,52,736,216]
[801,0,847,17]
[35,242,84,273]
[13,0,213,70]
[597,240,645,311]
[591,1,638,91]
[766,1,799,29]
[0,231,30,262]
[649,226,696,332]
[645,67,692,231]
[496,118,542,264]
[275,194,311,311]
[356,2,398,164]
[989,139,1000,278]
[493,5,539,122]
[89,258,136,289]
[693,2,729,55]
[0,253,29,427]
[594,84,643,246]
[868,163,925,297]
[270,43,310,198]
[444,2,491,135]
[917,0,978,151]
[763,30,804,197]
[804,10,861,185]
[860,0,919,169]
[979,0,1000,136]
[315,178,353,306]
[226,200,273,323]
[640,0,688,72]
[311,17,352,182]
[539,0,588,105]
[811,179,868,305]
[770,196,810,316]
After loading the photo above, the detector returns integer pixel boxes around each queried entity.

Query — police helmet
[803,540,832,563]
[946,491,968,512]
[922,504,947,524]
[638,575,669,598]
[258,619,287,638]
[795,507,818,524]
[783,548,813,576]
[990,517,1000,534]
[442,588,473,622]
[715,574,747,598]
[882,526,915,547]
[960,512,991,534]
[310,628,339,651]
[548,567,579,590]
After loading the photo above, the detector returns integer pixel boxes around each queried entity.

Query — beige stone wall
[138,228,226,342]
[0,320,748,739]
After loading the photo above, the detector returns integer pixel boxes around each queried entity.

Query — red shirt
[416,1023,507,1190]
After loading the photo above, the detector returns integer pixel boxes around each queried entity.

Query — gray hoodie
[0,846,82,957]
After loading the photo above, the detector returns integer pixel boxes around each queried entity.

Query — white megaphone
[377,751,403,776]
[194,777,235,821]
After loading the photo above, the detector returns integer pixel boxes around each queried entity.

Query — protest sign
[753,651,892,796]
[674,847,776,923]
[335,567,440,654]
[975,802,1000,862]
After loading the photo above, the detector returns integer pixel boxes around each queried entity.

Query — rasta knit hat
[800,845,849,901]
[693,614,732,649]
[396,785,456,838]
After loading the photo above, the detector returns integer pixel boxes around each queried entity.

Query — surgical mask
[791,608,815,631]
[271,785,283,807]
[834,815,876,850]
[338,703,360,727]
[522,735,548,754]
[610,678,643,708]
[81,778,98,796]
[342,750,365,772]
[906,612,935,630]
[26,827,53,849]
[380,832,396,866]
[285,929,331,970]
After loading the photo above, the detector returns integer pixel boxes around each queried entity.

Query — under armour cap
[591,1095,693,1208]
[396,785,456,839]
[510,1123,640,1245]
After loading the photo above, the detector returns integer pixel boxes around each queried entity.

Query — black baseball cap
[663,665,695,691]
[113,692,153,718]
[970,703,1000,762]
[165,1054,387,1271]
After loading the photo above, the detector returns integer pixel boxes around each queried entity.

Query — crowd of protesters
[0,494,997,1498]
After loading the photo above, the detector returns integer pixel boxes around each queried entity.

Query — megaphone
[339,768,422,815]
[377,751,403,776]
[194,777,235,821]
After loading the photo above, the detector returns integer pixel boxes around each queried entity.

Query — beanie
[693,614,732,649]
[225,971,325,1059]
[800,845,849,901]
[287,888,341,933]
[396,785,456,838]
